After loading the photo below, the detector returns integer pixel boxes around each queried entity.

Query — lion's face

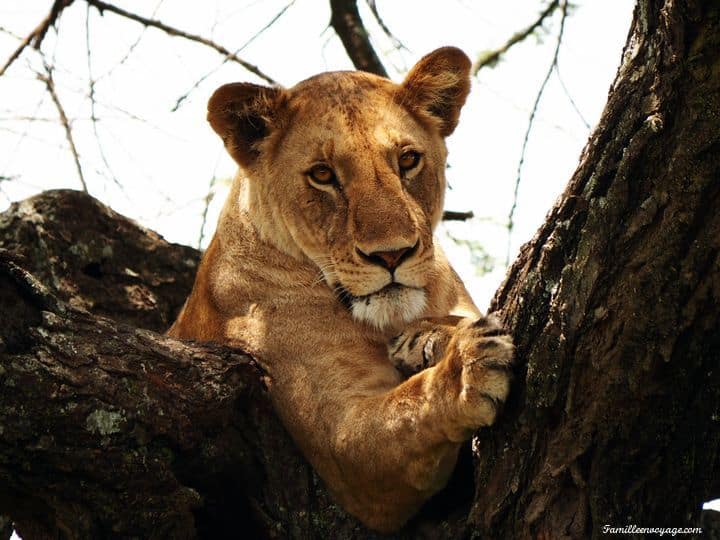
[208,48,471,330]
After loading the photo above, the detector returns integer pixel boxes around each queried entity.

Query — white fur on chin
[350,286,426,330]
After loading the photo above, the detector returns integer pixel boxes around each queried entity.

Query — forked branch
[0,0,74,77]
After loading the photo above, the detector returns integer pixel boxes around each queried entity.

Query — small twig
[0,175,18,202]
[0,115,58,122]
[442,210,475,222]
[0,94,49,185]
[39,62,89,193]
[95,0,164,82]
[473,0,560,76]
[0,125,67,150]
[0,179,12,203]
[0,0,74,77]
[364,0,407,51]
[506,0,568,266]
[85,4,124,191]
[84,0,276,84]
[554,63,591,129]
[0,26,23,40]
[329,0,387,77]
[197,176,218,249]
[172,0,295,112]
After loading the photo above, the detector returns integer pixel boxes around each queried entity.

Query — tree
[0,0,718,538]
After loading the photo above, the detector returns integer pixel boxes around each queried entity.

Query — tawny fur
[168,47,514,533]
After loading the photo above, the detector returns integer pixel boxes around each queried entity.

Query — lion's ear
[207,82,285,167]
[398,47,471,137]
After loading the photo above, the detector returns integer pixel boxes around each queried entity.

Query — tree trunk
[470,0,720,536]
[1,0,719,538]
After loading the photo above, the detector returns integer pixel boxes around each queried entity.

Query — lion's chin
[350,284,426,330]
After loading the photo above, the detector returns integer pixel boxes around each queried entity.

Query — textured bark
[470,1,720,537]
[1,0,719,538]
[0,193,365,539]
[0,190,200,334]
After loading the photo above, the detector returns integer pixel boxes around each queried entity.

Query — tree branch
[554,62,591,129]
[0,0,73,77]
[506,0,568,265]
[171,0,296,112]
[0,190,385,538]
[472,0,560,75]
[38,62,89,193]
[83,0,277,84]
[85,4,124,192]
[442,210,474,221]
[329,0,387,77]
[364,0,407,51]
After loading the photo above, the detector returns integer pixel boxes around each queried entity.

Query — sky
[0,0,636,309]
[2,0,720,524]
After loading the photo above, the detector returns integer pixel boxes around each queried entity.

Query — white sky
[3,0,720,522]
[0,0,637,310]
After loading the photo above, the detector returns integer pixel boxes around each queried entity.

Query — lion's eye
[308,164,336,185]
[399,150,421,172]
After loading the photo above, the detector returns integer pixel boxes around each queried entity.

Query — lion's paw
[447,316,514,431]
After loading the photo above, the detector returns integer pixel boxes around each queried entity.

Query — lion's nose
[356,242,418,271]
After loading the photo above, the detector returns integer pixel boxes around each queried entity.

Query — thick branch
[0,192,377,539]
[0,247,274,538]
[329,0,387,77]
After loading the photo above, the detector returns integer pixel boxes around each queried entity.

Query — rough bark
[1,0,719,538]
[0,192,377,539]
[470,0,720,537]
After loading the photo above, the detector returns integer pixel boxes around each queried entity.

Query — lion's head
[207,47,471,330]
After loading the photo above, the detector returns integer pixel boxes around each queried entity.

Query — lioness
[169,47,514,532]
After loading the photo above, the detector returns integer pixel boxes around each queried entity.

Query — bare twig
[473,0,560,76]
[0,177,13,204]
[506,0,568,266]
[0,26,23,40]
[442,210,475,221]
[95,0,164,82]
[364,0,407,51]
[39,62,88,193]
[172,0,296,112]
[0,0,74,77]
[0,95,48,185]
[0,115,58,122]
[329,0,387,77]
[85,4,123,191]
[197,176,218,249]
[554,63,591,129]
[0,125,66,150]
[83,0,277,84]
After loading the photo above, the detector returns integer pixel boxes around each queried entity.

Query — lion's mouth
[336,282,427,329]
[338,282,414,304]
